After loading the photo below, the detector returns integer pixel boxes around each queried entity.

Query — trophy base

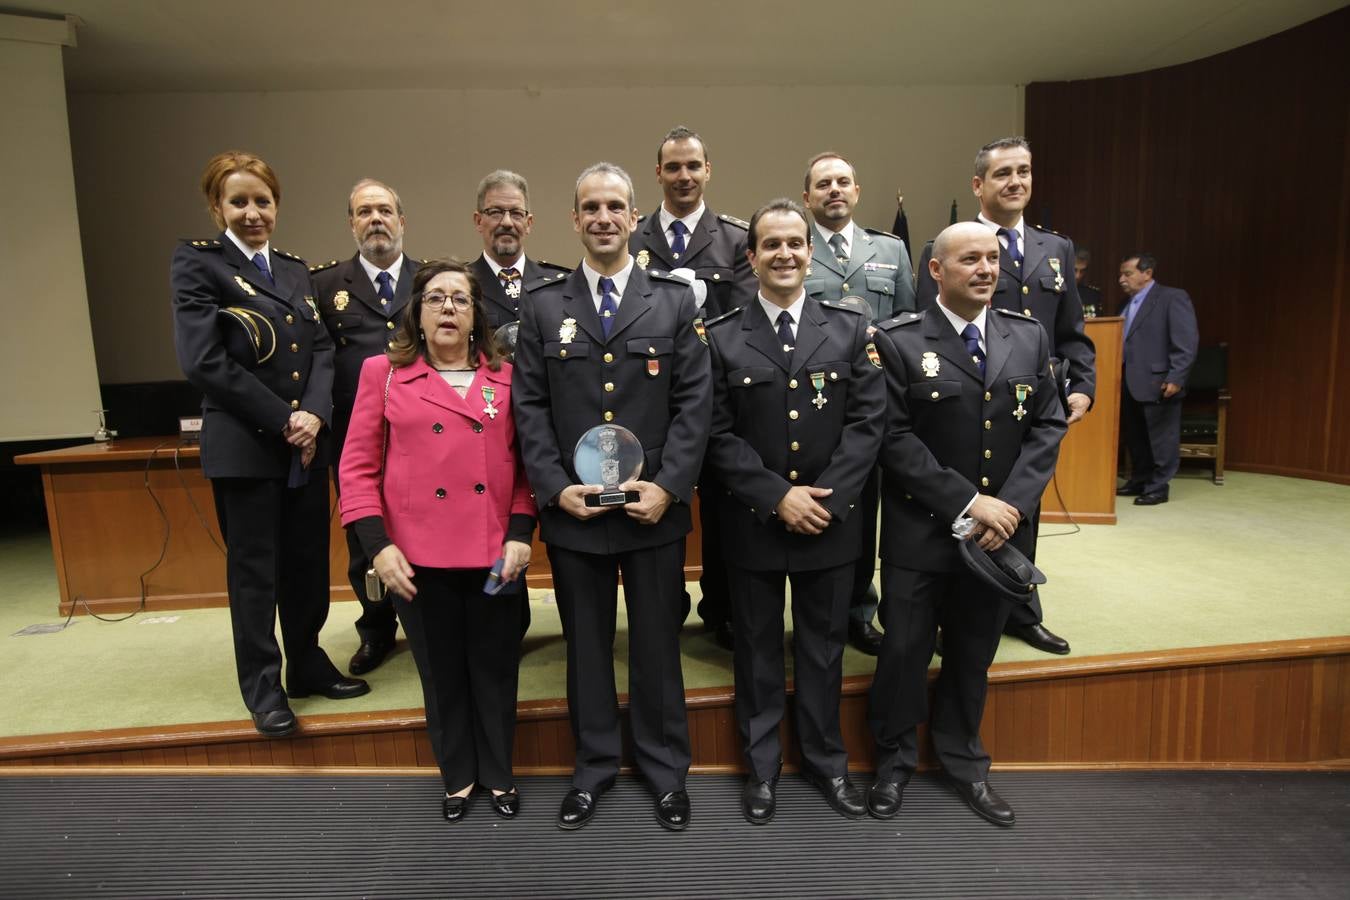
[586,490,639,507]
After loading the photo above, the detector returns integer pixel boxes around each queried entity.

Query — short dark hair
[1075,247,1091,263]
[1123,251,1157,273]
[657,126,708,164]
[388,259,503,371]
[974,137,1031,178]
[747,199,813,250]
[803,152,857,192]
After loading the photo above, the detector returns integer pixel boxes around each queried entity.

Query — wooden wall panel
[1025,7,1350,481]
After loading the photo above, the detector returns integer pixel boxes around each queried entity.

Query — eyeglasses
[479,207,530,223]
[422,292,473,312]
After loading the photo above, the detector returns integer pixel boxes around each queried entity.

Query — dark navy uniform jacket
[874,308,1066,573]
[171,234,333,478]
[469,254,573,331]
[630,208,756,318]
[512,263,712,555]
[704,298,884,572]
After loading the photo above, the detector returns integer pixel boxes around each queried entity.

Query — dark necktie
[997,227,1023,267]
[962,322,986,375]
[776,310,795,356]
[499,267,521,301]
[670,220,688,257]
[375,271,393,307]
[599,276,618,338]
[828,232,848,266]
[251,252,274,286]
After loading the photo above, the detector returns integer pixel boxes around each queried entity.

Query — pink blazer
[340,353,536,569]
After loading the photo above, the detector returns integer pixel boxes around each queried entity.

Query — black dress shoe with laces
[867,775,910,819]
[1010,623,1071,655]
[287,676,371,700]
[1134,492,1169,506]
[949,778,1015,826]
[251,708,296,738]
[741,779,776,825]
[848,620,884,656]
[490,788,520,819]
[558,789,596,830]
[808,774,867,820]
[442,793,470,822]
[656,790,691,831]
[349,637,394,675]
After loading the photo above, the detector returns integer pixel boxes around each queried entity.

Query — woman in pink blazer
[341,259,535,822]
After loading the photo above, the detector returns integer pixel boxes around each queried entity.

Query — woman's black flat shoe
[490,789,520,819]
[443,794,470,822]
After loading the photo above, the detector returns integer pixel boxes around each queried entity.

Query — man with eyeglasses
[469,170,572,330]
[312,178,421,676]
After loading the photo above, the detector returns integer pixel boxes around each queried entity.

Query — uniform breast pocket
[993,276,1012,297]
[698,266,733,285]
[1004,376,1037,409]
[865,275,894,296]
[330,313,363,332]
[627,337,673,378]
[1039,275,1065,294]
[804,278,826,298]
[909,380,962,402]
[544,341,591,361]
[729,366,775,390]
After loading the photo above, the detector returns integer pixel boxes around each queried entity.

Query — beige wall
[69,84,1020,384]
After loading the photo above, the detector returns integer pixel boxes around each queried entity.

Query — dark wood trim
[1227,463,1350,487]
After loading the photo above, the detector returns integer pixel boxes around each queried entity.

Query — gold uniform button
[604,382,614,392]
[712,273,720,280]
[829,372,838,380]
[285,315,294,325]
[743,376,752,385]
[1021,286,1030,295]
[984,419,992,430]
[790,441,800,451]
[291,371,301,381]
[603,352,614,363]
[559,349,568,358]
[290,343,299,353]
[789,470,798,481]
[603,410,614,422]
[981,476,990,487]
[931,391,940,399]
[648,346,656,355]
[386,321,395,330]
[984,449,992,459]
[842,282,850,291]
[1024,308,1032,315]
[387,341,394,349]
[340,337,348,346]
[984,391,992,401]
[789,410,799,420]
[290,400,300,410]
[788,378,798,389]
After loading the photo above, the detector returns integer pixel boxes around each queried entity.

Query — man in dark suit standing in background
[630,127,756,648]
[915,137,1092,657]
[704,199,884,824]
[312,179,419,676]
[802,151,918,655]
[869,222,1066,826]
[513,162,711,832]
[468,169,571,331]
[1117,252,1199,506]
[1074,247,1103,318]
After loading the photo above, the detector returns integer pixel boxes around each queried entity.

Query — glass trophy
[574,424,644,507]
[493,321,520,361]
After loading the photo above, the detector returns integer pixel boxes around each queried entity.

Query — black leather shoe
[1011,623,1071,655]
[442,793,470,822]
[711,619,735,652]
[808,774,867,820]
[848,620,884,656]
[741,779,776,825]
[251,708,296,738]
[558,789,596,831]
[349,637,394,675]
[867,775,909,819]
[949,779,1015,826]
[287,676,371,700]
[490,788,520,820]
[1134,492,1169,506]
[1115,482,1145,496]
[656,790,691,831]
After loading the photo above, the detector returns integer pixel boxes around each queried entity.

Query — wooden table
[16,437,704,616]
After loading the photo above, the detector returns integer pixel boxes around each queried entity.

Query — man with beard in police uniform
[468,169,571,331]
[630,127,756,649]
[312,179,419,675]
[915,137,1094,657]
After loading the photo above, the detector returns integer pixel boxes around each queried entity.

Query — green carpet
[1,471,1347,739]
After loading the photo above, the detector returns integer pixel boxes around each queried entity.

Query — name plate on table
[574,424,644,507]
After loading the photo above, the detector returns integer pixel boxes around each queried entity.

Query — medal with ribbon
[1049,257,1065,293]
[482,385,499,420]
[810,372,828,410]
[1013,383,1031,421]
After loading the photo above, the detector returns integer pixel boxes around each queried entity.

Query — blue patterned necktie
[997,227,1022,267]
[375,270,393,307]
[962,322,986,375]
[599,276,618,338]
[776,310,795,356]
[251,251,274,285]
[670,220,688,257]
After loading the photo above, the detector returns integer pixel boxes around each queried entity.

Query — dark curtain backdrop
[1026,6,1350,483]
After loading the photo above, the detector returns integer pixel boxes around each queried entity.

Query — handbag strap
[379,364,393,485]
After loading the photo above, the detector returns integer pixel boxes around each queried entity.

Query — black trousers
[1122,388,1184,496]
[393,567,520,793]
[848,466,881,627]
[869,564,1012,783]
[547,539,690,795]
[730,562,852,782]
[331,467,398,644]
[211,476,341,713]
[695,473,731,628]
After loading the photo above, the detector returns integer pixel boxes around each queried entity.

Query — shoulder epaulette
[821,298,866,316]
[992,307,1037,322]
[863,227,901,241]
[535,260,573,273]
[647,270,691,285]
[184,238,222,250]
[636,214,648,224]
[704,306,744,328]
[1032,223,1066,238]
[272,247,305,264]
[878,310,924,331]
[308,259,339,273]
[717,213,749,229]
[524,271,568,292]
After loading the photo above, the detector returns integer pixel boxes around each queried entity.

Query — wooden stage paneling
[3,638,1345,774]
